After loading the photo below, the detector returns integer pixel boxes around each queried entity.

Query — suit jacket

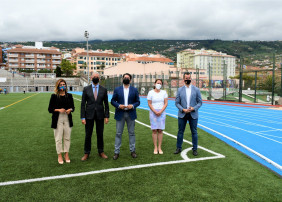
[81,84,109,120]
[175,85,202,119]
[111,85,140,121]
[48,93,75,129]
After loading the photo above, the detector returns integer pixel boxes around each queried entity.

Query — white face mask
[155,84,162,90]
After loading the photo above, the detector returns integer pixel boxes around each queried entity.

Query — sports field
[0,93,281,201]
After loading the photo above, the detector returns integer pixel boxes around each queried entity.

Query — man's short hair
[183,72,191,79]
[123,73,132,80]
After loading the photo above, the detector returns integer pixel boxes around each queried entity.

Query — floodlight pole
[271,53,275,105]
[84,31,90,84]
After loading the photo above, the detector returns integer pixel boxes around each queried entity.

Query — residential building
[177,49,236,79]
[71,48,122,76]
[6,42,62,71]
[104,53,175,79]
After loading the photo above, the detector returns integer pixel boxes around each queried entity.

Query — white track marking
[199,124,282,171]
[0,97,225,187]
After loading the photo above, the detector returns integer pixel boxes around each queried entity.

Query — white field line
[200,117,282,144]
[140,106,282,171]
[200,111,281,131]
[199,124,282,171]
[0,107,5,110]
[0,97,224,187]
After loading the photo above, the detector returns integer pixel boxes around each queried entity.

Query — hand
[154,111,162,116]
[183,109,190,114]
[81,119,86,125]
[59,108,66,113]
[66,109,72,115]
[104,118,109,124]
[119,105,126,110]
[127,104,133,110]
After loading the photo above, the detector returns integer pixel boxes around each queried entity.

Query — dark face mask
[92,77,99,84]
[185,80,191,85]
[123,78,130,85]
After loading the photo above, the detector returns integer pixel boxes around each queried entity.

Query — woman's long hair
[54,79,68,96]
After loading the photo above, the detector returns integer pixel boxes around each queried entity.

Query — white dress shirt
[185,85,192,109]
[123,85,130,110]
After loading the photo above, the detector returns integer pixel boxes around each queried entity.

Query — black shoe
[113,153,119,160]
[193,150,198,156]
[131,152,137,158]
[174,148,182,154]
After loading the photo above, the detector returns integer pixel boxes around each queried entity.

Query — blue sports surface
[73,91,282,176]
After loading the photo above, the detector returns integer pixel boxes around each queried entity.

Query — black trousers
[84,114,104,154]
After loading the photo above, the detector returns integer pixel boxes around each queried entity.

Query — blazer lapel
[120,86,125,104]
[182,86,187,107]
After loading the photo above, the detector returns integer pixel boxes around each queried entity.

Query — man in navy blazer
[175,72,202,156]
[111,73,140,160]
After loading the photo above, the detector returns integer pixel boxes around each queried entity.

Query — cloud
[0,0,282,41]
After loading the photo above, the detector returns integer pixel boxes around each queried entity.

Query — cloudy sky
[0,0,282,42]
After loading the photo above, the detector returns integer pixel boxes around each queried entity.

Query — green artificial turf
[0,93,281,201]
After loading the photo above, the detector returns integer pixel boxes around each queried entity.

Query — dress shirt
[92,83,99,95]
[123,85,130,110]
[185,85,192,109]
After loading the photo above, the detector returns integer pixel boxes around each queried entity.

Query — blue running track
[73,92,282,176]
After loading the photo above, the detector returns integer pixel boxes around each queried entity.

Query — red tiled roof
[7,48,61,55]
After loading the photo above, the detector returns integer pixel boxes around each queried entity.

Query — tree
[55,66,62,77]
[60,59,76,76]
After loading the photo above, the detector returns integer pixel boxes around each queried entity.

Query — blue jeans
[177,113,198,151]
[114,112,136,154]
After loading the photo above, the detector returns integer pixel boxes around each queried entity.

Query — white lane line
[200,118,282,144]
[141,106,282,171]
[0,97,225,187]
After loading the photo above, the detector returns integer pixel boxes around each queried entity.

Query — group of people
[48,72,202,164]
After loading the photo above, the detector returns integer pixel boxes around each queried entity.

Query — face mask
[185,80,191,85]
[92,77,99,84]
[59,86,66,91]
[155,84,162,90]
[123,78,130,85]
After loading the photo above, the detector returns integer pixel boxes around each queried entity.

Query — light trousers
[53,113,72,154]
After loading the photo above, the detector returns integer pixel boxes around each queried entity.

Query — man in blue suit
[175,72,202,156]
[111,73,140,160]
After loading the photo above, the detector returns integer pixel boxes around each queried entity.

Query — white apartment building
[177,49,236,79]
[71,48,122,76]
[6,42,61,71]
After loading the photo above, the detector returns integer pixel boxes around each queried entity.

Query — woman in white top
[147,79,168,154]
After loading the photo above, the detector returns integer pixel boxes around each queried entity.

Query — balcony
[25,54,35,58]
[37,60,46,63]
[9,59,19,62]
[52,61,61,64]
[9,54,18,57]
[25,60,35,63]
[52,55,61,59]
[8,64,19,68]
[37,55,45,58]
[26,65,35,68]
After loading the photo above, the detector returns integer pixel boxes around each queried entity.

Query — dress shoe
[113,153,119,160]
[99,152,108,159]
[193,150,198,156]
[174,148,182,154]
[131,152,137,158]
[81,154,89,161]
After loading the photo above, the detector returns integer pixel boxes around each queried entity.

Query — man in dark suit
[111,73,140,160]
[81,72,109,160]
[174,72,202,156]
